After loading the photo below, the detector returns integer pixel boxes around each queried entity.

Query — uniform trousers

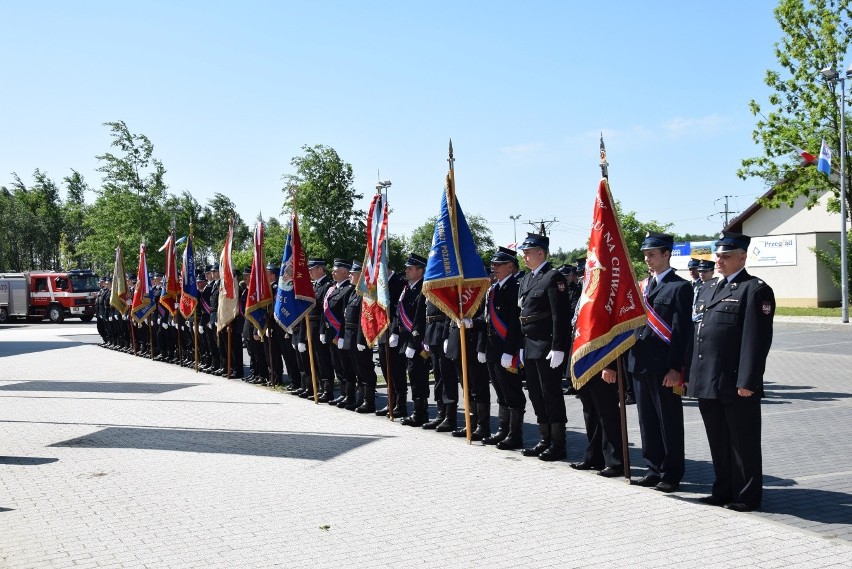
[429,345,458,404]
[698,397,762,506]
[524,358,567,424]
[632,371,685,483]
[487,361,526,409]
[578,375,623,468]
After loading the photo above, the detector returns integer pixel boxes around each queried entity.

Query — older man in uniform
[296,258,335,400]
[479,247,526,449]
[324,259,356,407]
[517,233,571,461]
[689,232,774,512]
[391,254,428,426]
[604,232,693,492]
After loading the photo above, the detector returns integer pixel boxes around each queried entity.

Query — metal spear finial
[600,133,609,179]
[448,139,455,170]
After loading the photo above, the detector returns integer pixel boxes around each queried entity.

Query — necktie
[713,277,727,299]
[647,277,658,295]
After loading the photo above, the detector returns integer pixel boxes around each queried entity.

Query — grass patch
[775,306,842,317]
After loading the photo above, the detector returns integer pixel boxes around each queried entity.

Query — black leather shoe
[570,461,602,471]
[635,475,661,487]
[597,466,624,478]
[698,495,727,506]
[654,481,679,493]
[624,395,636,405]
[724,502,759,512]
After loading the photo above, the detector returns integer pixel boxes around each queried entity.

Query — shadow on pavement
[49,427,386,460]
[0,456,59,466]
[0,381,202,394]
[0,341,85,357]
[762,486,852,525]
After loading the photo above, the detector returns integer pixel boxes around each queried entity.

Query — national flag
[356,193,391,346]
[158,231,180,315]
[570,178,648,389]
[179,235,198,319]
[273,212,315,332]
[217,222,240,333]
[422,171,490,320]
[818,138,832,175]
[130,243,156,323]
[109,243,129,314]
[785,141,818,167]
[245,220,274,337]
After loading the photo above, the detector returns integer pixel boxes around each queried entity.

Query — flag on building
[245,220,273,337]
[158,231,180,315]
[422,169,490,320]
[818,138,832,175]
[570,178,648,390]
[179,235,198,319]
[357,192,390,346]
[130,243,156,323]
[273,212,315,332]
[109,243,129,314]
[217,222,239,333]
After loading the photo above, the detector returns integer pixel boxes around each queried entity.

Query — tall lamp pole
[509,214,521,247]
[821,66,851,323]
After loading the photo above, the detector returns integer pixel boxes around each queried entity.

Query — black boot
[435,402,458,432]
[342,382,358,410]
[522,423,551,457]
[497,408,526,450]
[356,385,376,414]
[422,400,447,430]
[318,380,334,403]
[391,392,408,419]
[483,406,510,445]
[401,398,427,427]
[539,423,567,462]
[331,380,347,405]
[470,402,491,441]
[452,407,478,437]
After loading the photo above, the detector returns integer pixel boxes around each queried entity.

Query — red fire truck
[0,269,100,323]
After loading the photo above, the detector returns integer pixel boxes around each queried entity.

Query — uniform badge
[557,282,566,292]
[762,301,772,315]
[730,283,738,290]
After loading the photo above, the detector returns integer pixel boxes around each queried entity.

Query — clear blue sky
[1,1,786,253]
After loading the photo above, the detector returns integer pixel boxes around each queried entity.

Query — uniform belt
[519,312,549,325]
[426,315,446,323]
[344,324,358,330]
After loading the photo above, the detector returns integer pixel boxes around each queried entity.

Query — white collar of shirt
[530,262,548,277]
[654,268,672,283]
[723,268,744,283]
[497,275,512,288]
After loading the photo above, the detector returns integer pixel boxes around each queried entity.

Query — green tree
[738,0,852,211]
[79,121,170,272]
[282,144,364,262]
[405,213,496,262]
[61,170,92,269]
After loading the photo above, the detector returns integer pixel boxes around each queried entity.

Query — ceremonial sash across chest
[398,286,415,333]
[640,278,672,344]
[323,285,342,339]
[487,285,521,373]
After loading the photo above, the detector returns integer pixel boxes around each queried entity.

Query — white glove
[297,342,307,353]
[477,352,487,364]
[405,346,416,359]
[546,350,565,369]
[501,353,513,368]
[337,337,344,349]
[389,334,399,348]
[157,317,161,325]
[319,334,327,344]
[198,325,204,335]
[519,349,524,365]
[423,343,431,353]
[161,322,168,329]
[461,317,473,329]
[357,344,366,352]
[443,339,448,353]
[207,322,212,330]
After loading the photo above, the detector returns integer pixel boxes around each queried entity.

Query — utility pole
[526,218,557,236]
[713,195,738,228]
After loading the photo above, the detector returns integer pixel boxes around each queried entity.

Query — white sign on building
[748,234,797,267]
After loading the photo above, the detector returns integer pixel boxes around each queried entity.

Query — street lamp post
[821,66,851,323]
[509,214,521,247]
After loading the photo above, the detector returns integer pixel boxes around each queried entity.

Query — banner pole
[227,324,232,379]
[305,313,320,403]
[193,311,199,372]
[616,355,631,482]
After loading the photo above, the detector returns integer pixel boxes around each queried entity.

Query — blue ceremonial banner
[422,174,490,320]
[179,235,198,319]
[274,213,315,332]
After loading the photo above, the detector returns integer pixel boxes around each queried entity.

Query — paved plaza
[1,318,851,568]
